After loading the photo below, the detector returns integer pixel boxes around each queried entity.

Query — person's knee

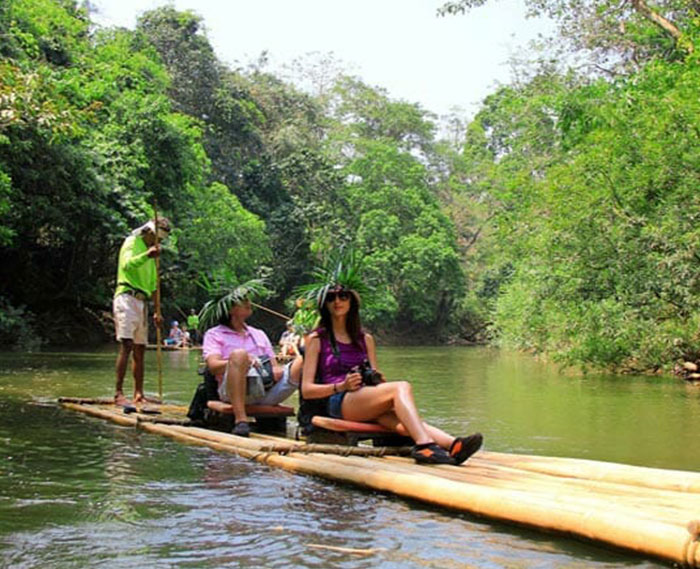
[394,380,413,397]
[228,349,249,370]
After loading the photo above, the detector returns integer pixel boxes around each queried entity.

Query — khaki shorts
[113,293,148,345]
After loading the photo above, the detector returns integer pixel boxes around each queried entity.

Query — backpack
[186,368,220,423]
[296,376,329,437]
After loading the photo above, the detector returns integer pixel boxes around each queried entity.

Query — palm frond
[197,275,270,331]
[293,247,369,309]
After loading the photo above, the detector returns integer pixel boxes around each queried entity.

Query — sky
[90,0,552,118]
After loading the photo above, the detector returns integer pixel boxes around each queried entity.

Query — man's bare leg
[115,339,133,405]
[132,344,146,402]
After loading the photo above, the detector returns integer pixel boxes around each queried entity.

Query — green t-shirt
[187,314,200,329]
[114,234,157,298]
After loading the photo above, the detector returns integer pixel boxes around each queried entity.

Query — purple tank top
[316,329,367,386]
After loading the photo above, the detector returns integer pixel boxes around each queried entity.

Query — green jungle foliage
[0,0,698,374]
[448,1,700,371]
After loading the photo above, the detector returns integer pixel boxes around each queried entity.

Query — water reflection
[0,347,689,567]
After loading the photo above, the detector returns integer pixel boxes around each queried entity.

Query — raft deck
[59,399,700,567]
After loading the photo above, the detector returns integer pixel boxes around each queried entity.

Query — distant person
[203,297,302,437]
[278,320,301,357]
[187,308,200,345]
[181,324,191,348]
[113,217,172,405]
[164,320,183,346]
[302,283,483,465]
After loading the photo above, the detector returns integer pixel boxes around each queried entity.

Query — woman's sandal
[449,433,483,465]
[410,442,455,465]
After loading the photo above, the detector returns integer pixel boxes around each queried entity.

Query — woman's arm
[364,333,385,382]
[365,333,378,369]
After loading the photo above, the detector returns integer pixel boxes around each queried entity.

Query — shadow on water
[0,347,692,568]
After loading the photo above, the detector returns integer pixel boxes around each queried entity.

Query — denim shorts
[328,391,347,419]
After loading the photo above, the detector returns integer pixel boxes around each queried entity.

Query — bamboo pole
[159,424,410,456]
[58,397,118,405]
[475,451,700,493]
[61,402,137,427]
[152,201,163,401]
[250,301,291,321]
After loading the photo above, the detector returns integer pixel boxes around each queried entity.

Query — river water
[0,346,697,568]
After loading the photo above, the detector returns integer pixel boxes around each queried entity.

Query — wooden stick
[58,397,117,404]
[152,200,163,401]
[251,301,291,321]
[306,543,385,555]
[164,425,411,456]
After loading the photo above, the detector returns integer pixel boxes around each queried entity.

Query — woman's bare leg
[341,381,433,445]
[374,411,456,449]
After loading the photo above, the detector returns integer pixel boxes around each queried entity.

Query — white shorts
[218,362,298,405]
[113,293,148,345]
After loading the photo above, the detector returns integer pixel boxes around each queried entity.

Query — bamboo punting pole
[60,401,700,567]
[152,201,163,401]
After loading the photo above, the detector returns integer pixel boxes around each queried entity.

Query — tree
[440,0,698,67]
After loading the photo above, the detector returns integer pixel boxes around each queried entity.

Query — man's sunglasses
[325,291,350,303]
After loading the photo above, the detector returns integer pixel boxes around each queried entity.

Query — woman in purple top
[302,285,483,466]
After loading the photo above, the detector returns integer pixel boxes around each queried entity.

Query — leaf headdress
[293,248,369,311]
[198,273,270,330]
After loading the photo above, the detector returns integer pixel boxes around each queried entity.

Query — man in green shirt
[187,309,200,345]
[113,217,171,404]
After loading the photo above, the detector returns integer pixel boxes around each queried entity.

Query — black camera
[356,359,382,386]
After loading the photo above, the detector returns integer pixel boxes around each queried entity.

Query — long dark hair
[318,291,362,348]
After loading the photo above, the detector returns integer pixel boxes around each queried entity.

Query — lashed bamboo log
[61,402,137,427]
[145,423,410,457]
[475,451,700,493]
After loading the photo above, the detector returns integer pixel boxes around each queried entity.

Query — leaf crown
[294,248,368,311]
[198,275,269,330]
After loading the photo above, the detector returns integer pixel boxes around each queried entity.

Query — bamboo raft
[59,398,700,567]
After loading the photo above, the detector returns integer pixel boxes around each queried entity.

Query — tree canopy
[1,0,699,375]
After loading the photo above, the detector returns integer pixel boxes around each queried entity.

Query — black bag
[296,380,329,437]
[186,382,209,422]
[187,369,220,422]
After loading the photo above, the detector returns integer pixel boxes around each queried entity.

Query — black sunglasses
[325,291,350,303]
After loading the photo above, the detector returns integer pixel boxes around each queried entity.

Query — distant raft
[59,398,700,567]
